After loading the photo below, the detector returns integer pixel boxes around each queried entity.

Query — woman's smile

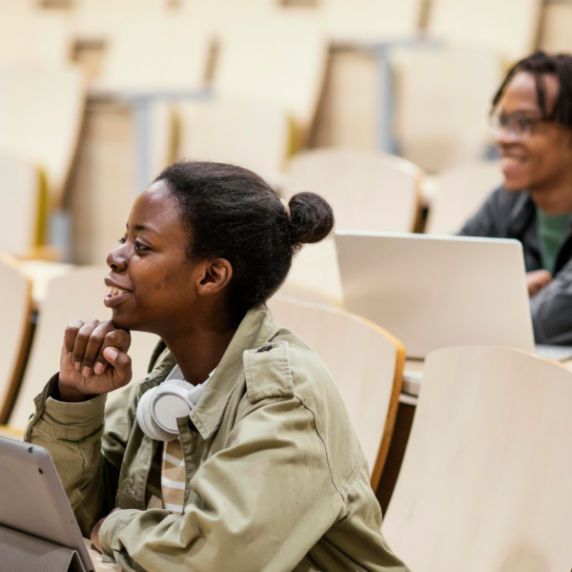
[104,281,133,308]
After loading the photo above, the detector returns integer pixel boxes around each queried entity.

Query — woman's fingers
[59,319,133,396]
[80,321,115,376]
[71,319,103,375]
[64,320,85,354]
[93,329,131,375]
[103,347,133,389]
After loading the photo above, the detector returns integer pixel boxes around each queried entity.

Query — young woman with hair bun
[26,161,409,572]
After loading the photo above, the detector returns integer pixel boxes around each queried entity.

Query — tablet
[0,437,95,572]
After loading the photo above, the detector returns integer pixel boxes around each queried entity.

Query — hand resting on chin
[57,319,132,402]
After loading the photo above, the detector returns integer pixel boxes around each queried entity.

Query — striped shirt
[145,366,214,515]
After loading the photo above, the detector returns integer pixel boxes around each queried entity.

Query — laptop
[335,232,536,360]
[0,436,95,572]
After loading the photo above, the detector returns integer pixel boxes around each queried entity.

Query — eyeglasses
[490,110,547,142]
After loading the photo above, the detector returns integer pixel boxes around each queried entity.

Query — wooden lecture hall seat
[538,1,572,54]
[427,0,542,62]
[0,155,40,259]
[72,0,167,44]
[8,266,160,432]
[0,64,85,208]
[0,9,72,67]
[214,13,328,141]
[282,147,422,303]
[95,14,211,94]
[0,254,33,425]
[426,161,503,235]
[267,297,405,489]
[321,0,422,42]
[394,46,502,174]
[383,346,572,571]
[178,98,290,181]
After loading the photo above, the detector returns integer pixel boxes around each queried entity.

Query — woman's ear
[196,258,233,297]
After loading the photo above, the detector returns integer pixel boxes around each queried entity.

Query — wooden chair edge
[365,320,406,491]
[0,254,34,424]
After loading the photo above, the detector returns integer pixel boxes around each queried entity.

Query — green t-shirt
[536,207,571,274]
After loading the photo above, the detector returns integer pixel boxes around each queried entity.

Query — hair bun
[287,192,334,247]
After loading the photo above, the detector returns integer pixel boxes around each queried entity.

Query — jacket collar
[138,307,279,439]
[188,305,279,439]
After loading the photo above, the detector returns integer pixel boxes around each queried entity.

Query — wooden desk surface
[403,355,572,405]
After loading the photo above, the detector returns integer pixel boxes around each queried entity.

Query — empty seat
[426,161,503,235]
[394,46,502,173]
[282,147,422,302]
[95,14,211,93]
[72,0,167,43]
[383,346,572,570]
[322,0,422,42]
[0,11,72,66]
[214,13,328,138]
[267,297,405,487]
[285,147,422,231]
[0,155,41,258]
[0,64,85,207]
[0,254,32,424]
[427,0,542,62]
[178,98,290,180]
[538,2,572,54]
[8,266,160,430]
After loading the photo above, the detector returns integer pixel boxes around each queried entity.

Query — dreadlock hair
[155,161,334,316]
[492,51,572,128]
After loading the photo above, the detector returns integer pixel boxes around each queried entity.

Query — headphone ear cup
[137,388,178,442]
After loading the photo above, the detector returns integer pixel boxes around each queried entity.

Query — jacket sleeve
[530,258,572,344]
[458,187,504,237]
[99,395,347,572]
[25,375,138,536]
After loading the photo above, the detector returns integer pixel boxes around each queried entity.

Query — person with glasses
[460,51,572,345]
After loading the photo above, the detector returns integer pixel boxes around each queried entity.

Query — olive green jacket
[26,307,409,572]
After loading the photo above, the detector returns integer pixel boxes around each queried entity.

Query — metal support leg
[133,97,153,196]
[49,209,71,262]
[375,46,396,154]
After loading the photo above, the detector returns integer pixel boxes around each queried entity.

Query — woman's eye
[135,241,149,252]
[118,236,127,245]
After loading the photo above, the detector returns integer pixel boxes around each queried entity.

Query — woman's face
[105,181,203,334]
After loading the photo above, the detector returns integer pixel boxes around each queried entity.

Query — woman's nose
[107,243,128,272]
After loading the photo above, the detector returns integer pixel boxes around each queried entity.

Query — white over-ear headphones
[137,365,214,442]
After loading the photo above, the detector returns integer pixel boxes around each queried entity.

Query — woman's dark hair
[492,51,572,128]
[155,161,334,314]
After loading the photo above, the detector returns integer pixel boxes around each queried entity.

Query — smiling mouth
[104,286,132,308]
[501,156,528,169]
[107,286,130,297]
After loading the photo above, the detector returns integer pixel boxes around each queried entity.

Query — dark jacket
[459,185,572,345]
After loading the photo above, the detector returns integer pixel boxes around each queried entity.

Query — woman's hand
[58,320,133,402]
[90,516,105,554]
[90,508,122,554]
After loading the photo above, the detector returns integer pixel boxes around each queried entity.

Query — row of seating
[0,0,566,184]
[0,140,500,295]
[2,0,556,62]
[1,255,571,569]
